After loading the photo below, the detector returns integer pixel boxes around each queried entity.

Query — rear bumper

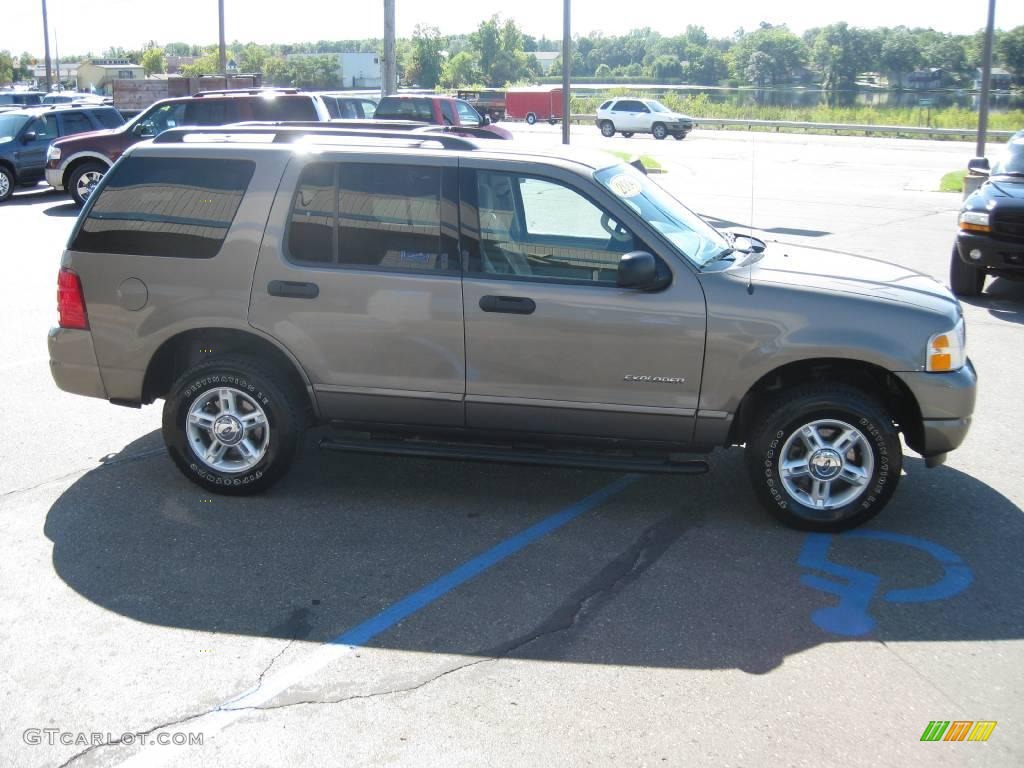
[956,231,1024,271]
[896,359,977,457]
[48,327,106,399]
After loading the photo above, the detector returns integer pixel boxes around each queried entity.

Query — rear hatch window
[71,156,255,258]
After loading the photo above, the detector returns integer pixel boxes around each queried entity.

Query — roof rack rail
[152,123,480,150]
[193,87,302,97]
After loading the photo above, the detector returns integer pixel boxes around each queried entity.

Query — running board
[318,437,709,475]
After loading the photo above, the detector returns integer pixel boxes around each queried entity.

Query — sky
[5,0,1024,59]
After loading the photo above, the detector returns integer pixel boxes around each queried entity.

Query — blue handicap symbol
[798,530,973,637]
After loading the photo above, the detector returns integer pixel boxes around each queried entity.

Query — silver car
[48,124,976,531]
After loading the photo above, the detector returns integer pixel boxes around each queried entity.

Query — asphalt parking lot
[1,125,1022,768]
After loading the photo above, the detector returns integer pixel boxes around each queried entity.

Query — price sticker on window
[607,173,642,199]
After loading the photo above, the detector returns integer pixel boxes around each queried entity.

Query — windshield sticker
[607,173,642,198]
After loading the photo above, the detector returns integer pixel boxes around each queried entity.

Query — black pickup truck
[456,89,506,122]
[952,129,1024,296]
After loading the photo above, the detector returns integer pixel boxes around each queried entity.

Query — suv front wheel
[69,162,107,207]
[162,356,305,495]
[745,385,902,531]
[652,123,668,140]
[949,243,986,297]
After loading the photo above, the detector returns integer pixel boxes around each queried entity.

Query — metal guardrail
[566,114,1016,140]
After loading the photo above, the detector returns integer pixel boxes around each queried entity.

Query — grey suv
[48,125,976,531]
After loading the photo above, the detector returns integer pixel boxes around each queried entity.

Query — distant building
[165,56,197,75]
[974,67,1013,91]
[285,52,380,89]
[77,59,145,95]
[900,68,947,90]
[530,51,561,75]
[32,61,80,87]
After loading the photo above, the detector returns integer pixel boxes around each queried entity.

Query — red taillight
[57,268,89,330]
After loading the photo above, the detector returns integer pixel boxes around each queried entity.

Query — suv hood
[984,178,1024,201]
[53,126,122,147]
[743,245,959,314]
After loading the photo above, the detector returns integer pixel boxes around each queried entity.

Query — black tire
[69,161,107,207]
[673,132,686,140]
[652,123,668,140]
[600,120,616,138]
[745,384,902,532]
[162,356,305,495]
[622,132,634,138]
[949,243,985,297]
[526,113,537,125]
[548,118,557,125]
[0,166,13,203]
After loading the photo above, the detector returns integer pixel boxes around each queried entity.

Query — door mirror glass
[967,157,990,176]
[21,130,37,143]
[617,251,664,290]
[132,121,153,137]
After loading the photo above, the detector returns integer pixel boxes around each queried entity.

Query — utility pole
[561,0,571,145]
[41,0,53,93]
[383,0,397,96]
[55,30,60,91]
[975,0,996,158]
[218,0,227,76]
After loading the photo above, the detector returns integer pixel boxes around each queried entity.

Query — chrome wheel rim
[779,419,874,512]
[653,125,666,138]
[186,387,270,473]
[76,171,103,201]
[0,172,10,197]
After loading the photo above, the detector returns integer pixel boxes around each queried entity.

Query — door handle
[479,295,536,315]
[267,280,319,299]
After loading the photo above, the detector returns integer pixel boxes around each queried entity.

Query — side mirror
[132,122,154,137]
[21,130,37,143]
[483,115,491,125]
[617,251,669,291]
[967,157,990,177]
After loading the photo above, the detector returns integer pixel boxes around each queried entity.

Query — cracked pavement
[2,127,1022,768]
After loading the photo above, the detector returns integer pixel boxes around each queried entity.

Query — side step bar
[319,437,709,475]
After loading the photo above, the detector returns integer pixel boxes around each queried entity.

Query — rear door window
[287,162,456,273]
[58,111,94,136]
[185,99,243,126]
[71,157,255,258]
[250,96,318,121]
[92,109,125,129]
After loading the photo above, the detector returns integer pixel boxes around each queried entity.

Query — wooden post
[41,0,53,93]
[383,0,397,96]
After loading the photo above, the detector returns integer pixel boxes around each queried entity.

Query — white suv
[596,98,693,140]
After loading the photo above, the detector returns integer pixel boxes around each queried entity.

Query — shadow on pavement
[44,430,1024,674]
[961,278,1024,323]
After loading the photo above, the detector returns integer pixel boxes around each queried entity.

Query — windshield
[595,164,730,266]
[646,101,670,113]
[992,136,1024,176]
[0,113,30,142]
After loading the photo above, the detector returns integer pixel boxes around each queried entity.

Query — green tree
[880,30,921,88]
[998,26,1024,77]
[471,15,501,79]
[238,43,269,74]
[649,55,682,80]
[440,50,481,88]
[180,51,221,77]
[406,24,444,88]
[141,47,165,76]
[731,25,807,86]
[165,42,192,56]
[685,49,729,85]
[811,22,864,89]
[0,51,13,85]
[594,62,612,79]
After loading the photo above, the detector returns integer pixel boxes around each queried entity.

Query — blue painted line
[331,474,639,647]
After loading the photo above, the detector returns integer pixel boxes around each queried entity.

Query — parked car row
[0,87,514,206]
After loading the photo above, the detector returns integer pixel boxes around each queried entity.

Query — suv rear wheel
[949,242,986,297]
[162,356,305,495]
[745,385,902,531]
[69,162,107,207]
[600,120,616,138]
[0,166,13,202]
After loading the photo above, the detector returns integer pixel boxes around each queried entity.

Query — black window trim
[283,160,461,278]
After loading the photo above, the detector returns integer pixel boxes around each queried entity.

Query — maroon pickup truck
[46,88,329,205]
[374,95,512,139]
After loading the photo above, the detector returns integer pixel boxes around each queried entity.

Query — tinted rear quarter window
[185,99,242,125]
[92,108,125,129]
[375,98,433,121]
[72,157,255,259]
[60,112,94,136]
[250,96,318,121]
